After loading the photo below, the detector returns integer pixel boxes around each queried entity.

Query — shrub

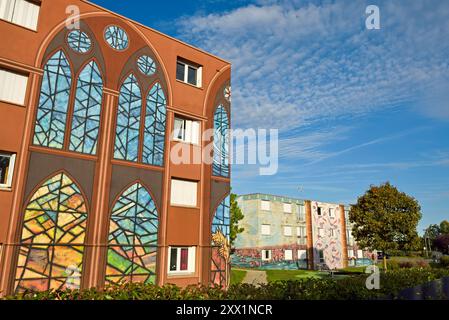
[385,260,400,270]
[4,268,449,300]
[440,256,449,267]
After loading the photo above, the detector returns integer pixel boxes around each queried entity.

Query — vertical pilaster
[340,204,348,268]
[305,200,314,270]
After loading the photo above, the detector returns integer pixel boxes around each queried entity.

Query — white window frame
[298,205,305,220]
[260,200,270,211]
[357,250,363,258]
[297,249,307,260]
[284,249,293,261]
[283,226,292,237]
[0,152,16,189]
[0,68,28,105]
[329,208,335,218]
[167,246,196,274]
[170,179,198,207]
[348,249,355,258]
[283,202,292,213]
[0,0,40,31]
[261,249,271,261]
[173,116,200,145]
[176,59,202,87]
[261,224,271,235]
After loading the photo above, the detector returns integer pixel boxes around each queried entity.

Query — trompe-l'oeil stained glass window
[104,25,129,51]
[33,50,72,149]
[212,105,230,177]
[67,30,92,54]
[15,173,87,293]
[211,195,231,287]
[143,83,166,166]
[114,74,141,162]
[106,183,159,284]
[137,55,156,76]
[69,61,103,155]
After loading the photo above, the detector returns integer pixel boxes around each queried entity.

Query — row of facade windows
[15,171,230,292]
[261,224,307,238]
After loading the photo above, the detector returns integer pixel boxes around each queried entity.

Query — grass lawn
[230,269,247,285]
[265,269,330,282]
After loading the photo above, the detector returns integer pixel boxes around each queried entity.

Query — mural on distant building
[211,195,231,287]
[311,201,343,269]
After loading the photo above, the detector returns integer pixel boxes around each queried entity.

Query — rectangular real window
[176,58,202,87]
[329,208,335,217]
[317,207,322,216]
[283,226,292,236]
[260,200,270,211]
[284,249,293,261]
[168,246,196,274]
[348,249,355,258]
[0,68,28,105]
[261,224,271,235]
[298,205,305,220]
[283,203,292,213]
[357,250,363,258]
[173,116,200,145]
[297,226,306,238]
[261,249,271,261]
[0,152,16,188]
[0,0,40,31]
[170,179,197,207]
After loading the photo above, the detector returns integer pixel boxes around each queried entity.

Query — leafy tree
[349,182,422,269]
[439,220,449,235]
[230,193,244,246]
[424,224,441,241]
[433,234,449,254]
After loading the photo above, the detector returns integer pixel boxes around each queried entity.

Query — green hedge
[4,268,449,300]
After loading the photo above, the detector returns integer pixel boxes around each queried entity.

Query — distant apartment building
[233,194,369,270]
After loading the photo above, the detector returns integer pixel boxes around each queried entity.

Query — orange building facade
[0,0,231,295]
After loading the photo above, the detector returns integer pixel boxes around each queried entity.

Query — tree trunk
[383,256,387,272]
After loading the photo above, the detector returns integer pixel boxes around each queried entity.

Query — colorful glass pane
[104,25,129,51]
[33,50,72,149]
[114,74,141,161]
[211,195,231,287]
[67,30,92,53]
[142,82,166,166]
[15,173,87,293]
[212,105,230,177]
[137,55,156,76]
[69,61,103,154]
[106,183,158,284]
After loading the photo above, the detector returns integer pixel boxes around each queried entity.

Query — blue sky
[91,0,449,232]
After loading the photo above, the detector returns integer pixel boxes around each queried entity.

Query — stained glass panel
[212,105,230,177]
[104,25,129,51]
[114,74,141,162]
[33,50,72,149]
[106,183,158,285]
[69,61,103,154]
[137,55,156,76]
[211,195,231,287]
[67,30,92,53]
[15,173,87,293]
[143,82,166,166]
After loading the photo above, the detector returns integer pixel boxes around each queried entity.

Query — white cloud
[176,0,449,131]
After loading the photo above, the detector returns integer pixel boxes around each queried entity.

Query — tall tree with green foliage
[424,224,441,241]
[349,182,422,269]
[230,193,244,246]
[439,220,449,235]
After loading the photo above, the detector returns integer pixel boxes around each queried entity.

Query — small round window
[137,55,156,76]
[67,30,92,53]
[104,25,129,51]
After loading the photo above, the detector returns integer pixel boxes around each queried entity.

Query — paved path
[242,270,267,285]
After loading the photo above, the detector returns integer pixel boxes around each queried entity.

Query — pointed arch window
[114,74,142,161]
[33,50,72,149]
[106,183,159,284]
[15,173,88,293]
[143,82,166,166]
[213,105,230,177]
[211,195,231,287]
[69,61,103,155]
